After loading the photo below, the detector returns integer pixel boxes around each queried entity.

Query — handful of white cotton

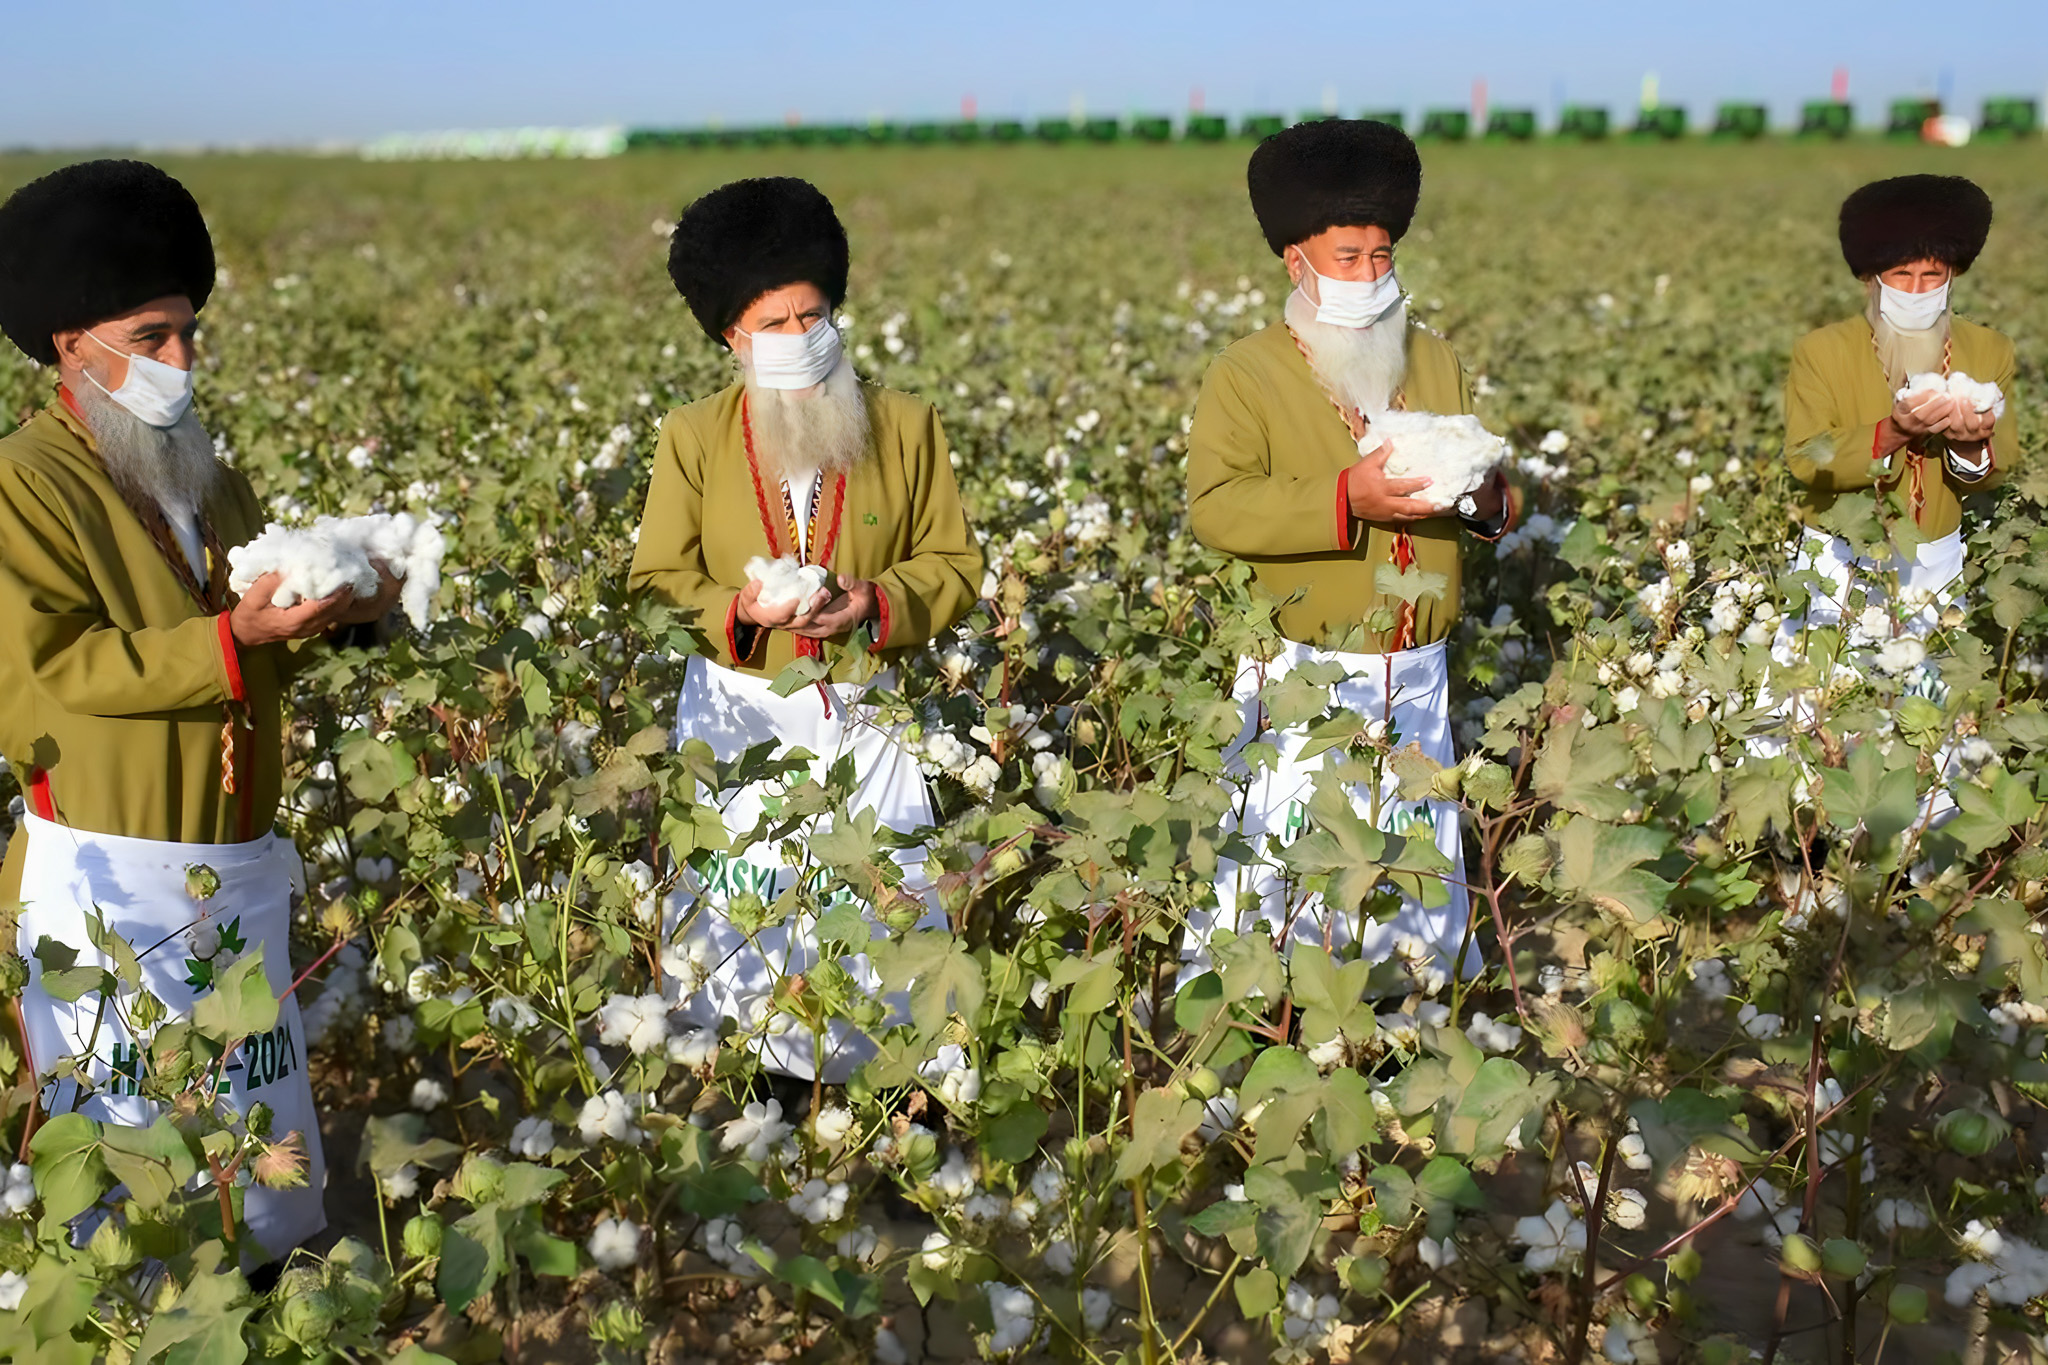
[1897,370,2006,420]
[744,555,831,614]
[228,513,447,630]
[1371,411,1511,511]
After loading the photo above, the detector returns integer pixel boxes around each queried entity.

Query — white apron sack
[1184,637,1475,984]
[668,656,946,1082]
[14,813,327,1259]
[1774,527,1965,650]
[1759,526,1971,818]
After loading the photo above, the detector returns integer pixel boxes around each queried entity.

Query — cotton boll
[744,554,830,612]
[1374,411,1510,510]
[229,512,447,629]
[1898,370,2006,420]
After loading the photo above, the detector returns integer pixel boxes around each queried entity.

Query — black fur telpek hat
[1839,175,1994,278]
[1247,119,1423,256]
[0,159,215,365]
[668,177,850,346]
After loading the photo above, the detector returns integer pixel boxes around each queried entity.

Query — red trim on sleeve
[1334,467,1355,552]
[870,584,894,654]
[27,768,55,820]
[724,595,745,666]
[216,611,246,703]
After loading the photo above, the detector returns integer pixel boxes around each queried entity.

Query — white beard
[1864,277,1949,392]
[741,351,872,484]
[1285,288,1409,419]
[71,379,223,528]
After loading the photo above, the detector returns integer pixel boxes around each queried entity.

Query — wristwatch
[1454,493,1479,519]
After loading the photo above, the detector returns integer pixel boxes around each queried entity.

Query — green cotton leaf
[1820,741,1920,849]
[1187,1198,1259,1238]
[1374,561,1448,605]
[1943,767,2042,855]
[14,1257,96,1356]
[1316,1068,1378,1156]
[337,732,416,804]
[808,805,882,869]
[1234,1266,1281,1319]
[1213,932,1284,1005]
[1414,1154,1485,1223]
[868,931,984,1038]
[436,1227,494,1314]
[1724,762,1793,847]
[1627,1089,1756,1172]
[1552,819,1675,931]
[980,1101,1050,1164]
[362,1112,464,1177]
[514,1230,579,1277]
[1243,1165,1320,1281]
[1447,1057,1561,1163]
[513,658,554,720]
[1259,670,1334,729]
[39,963,115,1005]
[1368,1164,1417,1225]
[98,1117,198,1211]
[1252,1089,1326,1165]
[1882,980,1984,1060]
[84,910,144,992]
[1958,899,2048,999]
[1287,945,1378,1046]
[768,654,832,698]
[191,949,280,1044]
[497,1162,567,1209]
[28,1112,111,1226]
[1642,696,1713,776]
[1048,951,1120,1016]
[814,902,871,954]
[1534,722,1636,820]
[1557,518,1609,571]
[1279,781,1389,912]
[134,1242,252,1365]
[30,934,80,974]
[1112,1086,1204,1181]
[1238,1045,1321,1110]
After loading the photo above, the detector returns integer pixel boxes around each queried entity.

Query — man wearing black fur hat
[629,176,980,1081]
[0,160,395,1258]
[1183,120,1512,987]
[1780,174,2015,648]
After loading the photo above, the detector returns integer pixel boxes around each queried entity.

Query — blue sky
[4,0,2044,147]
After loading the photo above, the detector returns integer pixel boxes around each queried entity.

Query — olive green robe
[0,394,295,904]
[628,382,983,678]
[1187,320,1491,653]
[1785,314,2018,540]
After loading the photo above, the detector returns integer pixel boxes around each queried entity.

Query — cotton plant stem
[1591,1062,1896,1293]
[1168,1256,1243,1356]
[1564,1121,1619,1365]
[1118,929,1164,1365]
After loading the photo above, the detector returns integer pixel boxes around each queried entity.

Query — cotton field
[0,139,2045,1364]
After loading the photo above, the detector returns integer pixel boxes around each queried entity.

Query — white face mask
[1877,279,1950,332]
[738,315,843,390]
[84,330,195,428]
[1294,250,1401,328]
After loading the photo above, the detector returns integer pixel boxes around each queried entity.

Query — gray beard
[1864,278,1950,391]
[71,379,223,528]
[741,352,873,484]
[1285,290,1410,418]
